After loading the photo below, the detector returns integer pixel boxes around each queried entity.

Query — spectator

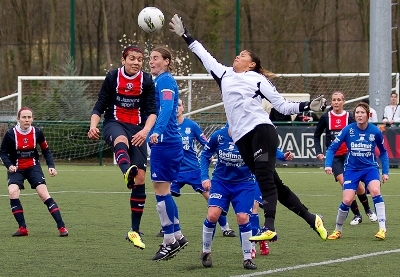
[382,92,400,125]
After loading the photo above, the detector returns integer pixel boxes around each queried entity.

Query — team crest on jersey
[185,127,191,134]
[357,134,366,142]
[125,83,133,91]
[217,135,223,144]
[369,134,375,141]
[23,138,28,144]
[349,128,355,136]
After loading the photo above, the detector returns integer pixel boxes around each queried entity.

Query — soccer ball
[137,7,164,33]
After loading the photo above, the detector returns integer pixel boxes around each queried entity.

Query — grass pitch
[1,166,400,277]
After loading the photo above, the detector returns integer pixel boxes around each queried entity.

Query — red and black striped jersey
[0,126,55,170]
[92,67,157,125]
[313,110,355,156]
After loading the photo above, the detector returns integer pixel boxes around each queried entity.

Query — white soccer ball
[137,7,164,33]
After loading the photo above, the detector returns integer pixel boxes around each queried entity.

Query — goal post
[7,73,399,163]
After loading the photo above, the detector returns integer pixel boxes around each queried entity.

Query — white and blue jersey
[170,118,208,196]
[149,71,183,182]
[200,126,256,215]
[325,123,389,174]
[150,71,181,144]
[179,118,208,172]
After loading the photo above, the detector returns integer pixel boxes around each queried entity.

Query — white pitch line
[2,190,400,198]
[229,249,400,277]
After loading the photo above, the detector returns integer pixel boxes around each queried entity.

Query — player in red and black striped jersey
[0,107,68,237]
[88,46,157,250]
[313,92,377,225]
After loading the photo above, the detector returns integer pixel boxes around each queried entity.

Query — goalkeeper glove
[169,14,194,44]
[300,95,327,112]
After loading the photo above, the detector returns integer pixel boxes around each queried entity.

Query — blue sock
[204,218,217,239]
[238,222,252,245]
[217,215,227,227]
[249,214,260,236]
[172,197,181,232]
[155,194,175,234]
[372,195,384,205]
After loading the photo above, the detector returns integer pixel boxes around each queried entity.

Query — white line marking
[229,249,400,277]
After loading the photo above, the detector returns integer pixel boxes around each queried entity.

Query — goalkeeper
[169,14,327,243]
[88,46,157,250]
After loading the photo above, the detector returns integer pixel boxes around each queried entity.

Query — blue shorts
[103,120,147,170]
[254,184,263,207]
[208,179,256,216]
[150,142,183,182]
[343,168,380,191]
[171,168,205,196]
[7,165,46,189]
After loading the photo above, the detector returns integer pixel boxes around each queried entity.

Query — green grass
[1,166,400,277]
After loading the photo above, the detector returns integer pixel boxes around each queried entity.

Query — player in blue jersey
[325,102,389,240]
[170,15,327,243]
[156,99,235,237]
[200,125,327,269]
[200,125,258,270]
[314,91,377,226]
[147,46,187,261]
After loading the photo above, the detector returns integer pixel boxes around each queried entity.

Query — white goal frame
[12,72,400,115]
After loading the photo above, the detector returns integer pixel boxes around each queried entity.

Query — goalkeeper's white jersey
[188,40,301,143]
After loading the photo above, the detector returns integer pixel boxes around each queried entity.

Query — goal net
[4,73,398,163]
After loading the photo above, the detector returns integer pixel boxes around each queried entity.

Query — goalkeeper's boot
[249,227,277,242]
[12,226,28,237]
[124,165,138,189]
[327,230,342,240]
[152,240,180,261]
[58,226,69,237]
[375,228,386,240]
[126,230,145,249]
[311,214,327,240]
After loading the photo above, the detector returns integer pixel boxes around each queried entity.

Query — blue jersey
[200,127,253,184]
[150,72,181,144]
[178,118,208,172]
[325,122,389,175]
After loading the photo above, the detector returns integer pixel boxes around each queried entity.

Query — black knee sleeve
[254,160,277,197]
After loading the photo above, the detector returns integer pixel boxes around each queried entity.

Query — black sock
[10,199,26,228]
[357,193,371,213]
[278,187,315,226]
[350,200,361,216]
[130,184,146,232]
[262,194,277,231]
[44,198,65,228]
[114,142,130,174]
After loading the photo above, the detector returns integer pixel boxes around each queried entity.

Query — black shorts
[8,164,46,189]
[332,154,346,180]
[235,124,278,173]
[103,120,148,171]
